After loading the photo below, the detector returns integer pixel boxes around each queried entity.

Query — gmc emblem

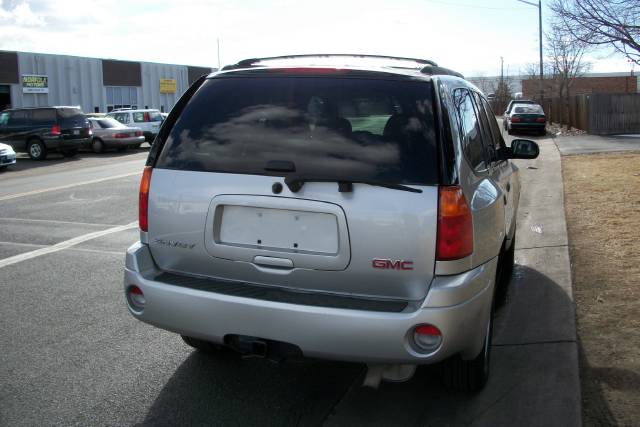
[372,259,414,270]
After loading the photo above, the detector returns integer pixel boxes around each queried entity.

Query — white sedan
[0,142,17,169]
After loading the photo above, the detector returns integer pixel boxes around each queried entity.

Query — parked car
[123,54,539,392]
[503,99,537,127]
[0,142,17,169]
[505,103,547,135]
[107,109,162,142]
[0,106,91,160]
[87,117,145,153]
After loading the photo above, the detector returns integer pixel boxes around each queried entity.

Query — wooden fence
[541,93,640,135]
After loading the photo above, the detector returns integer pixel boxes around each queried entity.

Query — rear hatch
[57,107,90,139]
[147,73,440,302]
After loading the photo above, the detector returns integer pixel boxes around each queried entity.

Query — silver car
[0,142,17,169]
[87,117,145,153]
[124,55,539,391]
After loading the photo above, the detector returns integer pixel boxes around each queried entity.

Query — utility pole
[516,0,544,102]
[500,56,504,84]
[217,38,221,70]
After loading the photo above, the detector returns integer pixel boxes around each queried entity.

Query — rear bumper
[510,122,545,130]
[103,136,146,146]
[124,242,496,364]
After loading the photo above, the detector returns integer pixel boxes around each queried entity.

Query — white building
[0,50,213,113]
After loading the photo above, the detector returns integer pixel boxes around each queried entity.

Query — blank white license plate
[219,206,338,254]
[73,130,79,135]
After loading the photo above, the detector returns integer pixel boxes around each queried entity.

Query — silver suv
[124,55,539,392]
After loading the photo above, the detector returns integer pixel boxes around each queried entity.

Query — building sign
[159,78,176,94]
[22,75,49,93]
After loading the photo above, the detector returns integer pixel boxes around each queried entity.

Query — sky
[0,0,634,77]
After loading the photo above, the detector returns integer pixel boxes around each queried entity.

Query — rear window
[514,105,543,114]
[156,77,439,185]
[56,108,87,128]
[97,118,125,128]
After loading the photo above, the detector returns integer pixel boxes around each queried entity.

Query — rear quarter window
[155,76,440,185]
[56,108,87,128]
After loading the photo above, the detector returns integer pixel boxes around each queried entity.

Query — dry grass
[563,152,640,426]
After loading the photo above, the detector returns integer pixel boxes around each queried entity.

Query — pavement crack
[515,243,568,251]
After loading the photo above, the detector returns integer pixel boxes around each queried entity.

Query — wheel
[181,335,240,359]
[494,231,516,307]
[61,149,78,157]
[27,139,47,160]
[441,303,494,392]
[91,138,105,153]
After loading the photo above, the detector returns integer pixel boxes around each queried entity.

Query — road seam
[0,241,47,248]
[0,171,140,201]
[65,247,125,256]
[0,221,137,269]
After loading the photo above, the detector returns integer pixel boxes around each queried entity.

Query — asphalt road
[553,133,640,155]
[0,133,580,426]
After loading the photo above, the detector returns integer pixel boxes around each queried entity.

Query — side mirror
[508,139,539,159]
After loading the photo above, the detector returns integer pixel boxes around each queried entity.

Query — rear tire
[441,303,493,392]
[181,335,240,359]
[495,231,516,307]
[27,139,47,160]
[91,138,105,153]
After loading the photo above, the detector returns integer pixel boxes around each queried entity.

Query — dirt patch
[563,152,640,426]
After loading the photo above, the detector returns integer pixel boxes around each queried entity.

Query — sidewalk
[325,138,581,426]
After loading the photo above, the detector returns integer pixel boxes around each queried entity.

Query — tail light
[436,186,473,260]
[50,125,61,136]
[536,117,546,123]
[139,166,152,232]
[510,116,522,123]
[135,131,143,137]
[113,133,128,138]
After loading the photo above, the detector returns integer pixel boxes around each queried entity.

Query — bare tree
[550,0,640,65]
[546,23,591,127]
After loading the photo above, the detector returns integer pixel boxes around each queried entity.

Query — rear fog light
[413,324,442,352]
[127,285,146,311]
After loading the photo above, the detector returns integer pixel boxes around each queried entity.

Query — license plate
[73,130,79,135]
[219,206,338,254]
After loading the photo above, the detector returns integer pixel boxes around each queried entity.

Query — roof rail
[419,65,465,79]
[224,54,438,70]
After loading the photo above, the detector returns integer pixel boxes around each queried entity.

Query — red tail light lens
[436,186,473,260]
[536,117,546,123]
[139,166,152,232]
[50,125,61,136]
[135,131,143,137]
[113,133,128,139]
[510,116,522,123]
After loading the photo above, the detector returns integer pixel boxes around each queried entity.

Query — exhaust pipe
[363,364,417,389]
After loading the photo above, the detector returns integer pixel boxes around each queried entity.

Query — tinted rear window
[97,118,124,128]
[56,108,87,128]
[156,77,439,185]
[31,109,56,126]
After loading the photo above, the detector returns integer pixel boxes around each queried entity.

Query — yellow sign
[22,75,49,93]
[159,78,176,94]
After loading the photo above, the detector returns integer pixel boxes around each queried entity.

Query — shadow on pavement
[140,265,608,426]
[140,352,363,426]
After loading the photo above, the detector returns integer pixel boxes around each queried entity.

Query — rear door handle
[253,256,294,269]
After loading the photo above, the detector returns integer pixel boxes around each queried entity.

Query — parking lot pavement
[0,138,580,426]
[553,133,640,155]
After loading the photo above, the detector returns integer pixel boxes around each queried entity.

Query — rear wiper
[284,175,422,194]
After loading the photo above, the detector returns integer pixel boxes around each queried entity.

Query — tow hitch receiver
[225,335,302,362]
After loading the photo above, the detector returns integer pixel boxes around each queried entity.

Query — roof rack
[224,54,438,70]
[419,65,465,79]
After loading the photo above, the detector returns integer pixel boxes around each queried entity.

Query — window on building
[106,86,138,112]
